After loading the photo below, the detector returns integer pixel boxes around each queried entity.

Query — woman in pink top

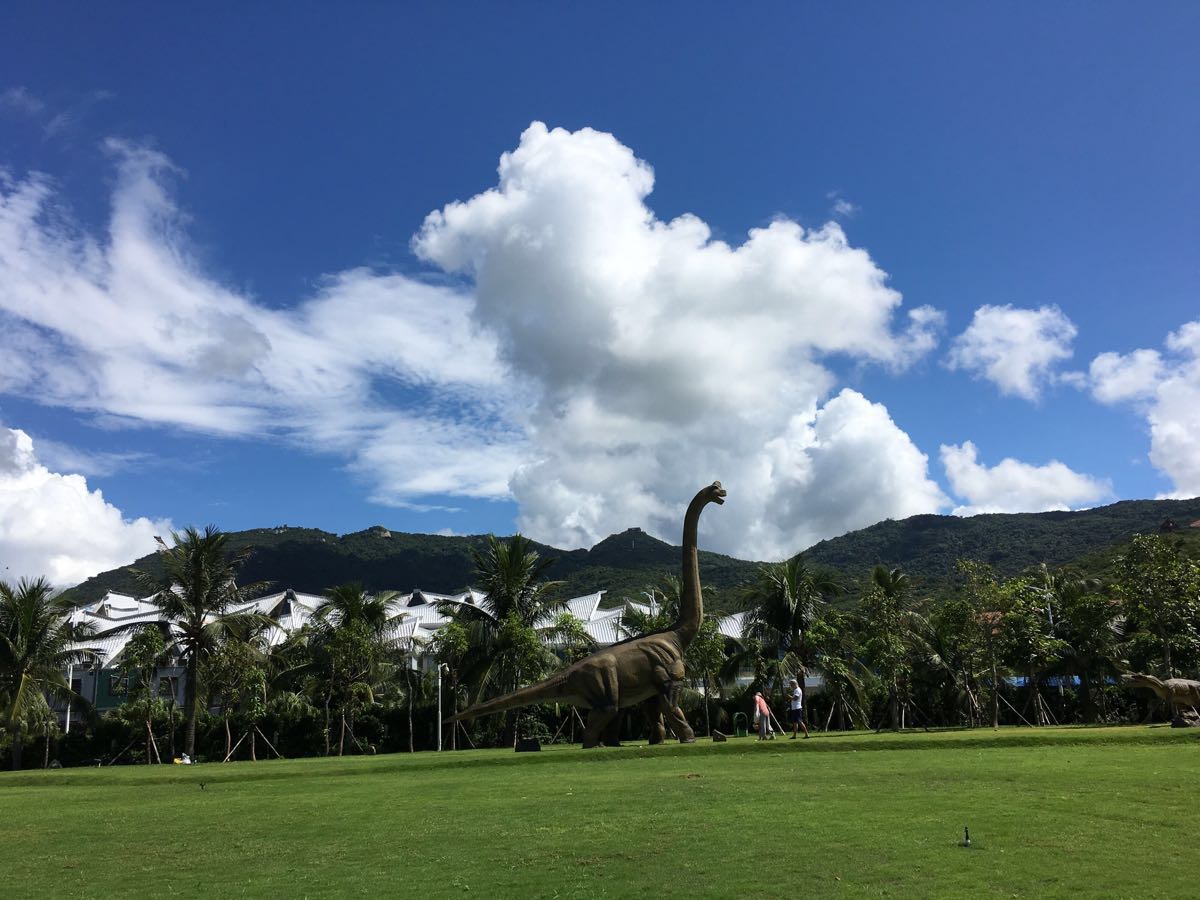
[754,692,773,740]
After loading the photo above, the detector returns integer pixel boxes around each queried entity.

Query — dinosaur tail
[447,671,570,723]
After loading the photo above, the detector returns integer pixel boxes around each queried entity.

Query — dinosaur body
[1126,673,1200,711]
[449,482,726,748]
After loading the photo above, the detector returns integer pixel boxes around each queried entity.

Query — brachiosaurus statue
[1125,673,1200,711]
[449,481,726,748]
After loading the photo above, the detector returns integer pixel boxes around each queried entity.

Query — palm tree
[0,577,93,769]
[446,535,564,745]
[133,526,269,758]
[742,555,840,693]
[1031,565,1123,724]
[314,583,401,636]
[310,583,405,755]
[469,534,563,628]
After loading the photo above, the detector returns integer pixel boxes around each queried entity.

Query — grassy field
[4,726,1198,898]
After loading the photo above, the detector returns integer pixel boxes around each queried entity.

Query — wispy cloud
[2,122,952,559]
[827,191,858,218]
[0,86,44,115]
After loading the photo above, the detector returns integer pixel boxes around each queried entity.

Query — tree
[1035,566,1122,723]
[1115,535,1200,677]
[202,637,267,760]
[313,583,401,636]
[860,566,919,731]
[547,612,597,665]
[309,583,403,756]
[430,621,469,749]
[958,560,1005,728]
[133,526,269,757]
[685,617,727,737]
[120,625,167,764]
[469,534,563,628]
[808,608,869,731]
[0,577,92,769]
[924,597,986,727]
[996,576,1066,726]
[447,535,565,745]
[742,556,840,692]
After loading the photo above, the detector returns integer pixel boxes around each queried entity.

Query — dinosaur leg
[582,707,618,749]
[642,698,667,745]
[602,711,624,748]
[656,689,696,744]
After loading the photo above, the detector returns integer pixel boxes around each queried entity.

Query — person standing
[754,691,774,740]
[788,677,810,739]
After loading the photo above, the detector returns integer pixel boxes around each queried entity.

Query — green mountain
[64,497,1200,609]
[62,525,761,613]
[803,498,1200,583]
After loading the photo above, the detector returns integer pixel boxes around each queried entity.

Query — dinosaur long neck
[674,489,709,647]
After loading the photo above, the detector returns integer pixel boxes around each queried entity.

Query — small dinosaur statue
[449,481,726,748]
[1125,673,1200,711]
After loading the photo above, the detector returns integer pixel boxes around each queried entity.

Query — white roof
[68,585,751,667]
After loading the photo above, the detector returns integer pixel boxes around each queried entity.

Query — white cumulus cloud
[415,122,946,557]
[1087,319,1200,498]
[1,122,950,560]
[0,427,171,586]
[940,440,1111,516]
[946,304,1077,400]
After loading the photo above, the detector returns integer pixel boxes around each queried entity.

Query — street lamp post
[65,662,73,734]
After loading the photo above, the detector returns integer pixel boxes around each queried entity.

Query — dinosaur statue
[1125,673,1200,712]
[449,481,726,748]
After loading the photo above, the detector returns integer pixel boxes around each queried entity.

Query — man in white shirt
[788,677,810,739]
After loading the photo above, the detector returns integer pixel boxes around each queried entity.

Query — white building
[63,587,752,718]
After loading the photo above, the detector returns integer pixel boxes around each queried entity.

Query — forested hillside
[804,498,1200,583]
[64,497,1200,607]
[63,525,761,612]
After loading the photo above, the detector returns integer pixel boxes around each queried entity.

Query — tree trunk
[990,657,1000,729]
[338,711,346,756]
[1079,671,1095,724]
[250,729,257,762]
[168,680,177,758]
[1164,640,1173,678]
[224,716,232,759]
[146,713,154,764]
[888,681,900,731]
[323,694,331,756]
[11,725,24,770]
[184,655,201,758]
[43,724,51,769]
[407,669,414,753]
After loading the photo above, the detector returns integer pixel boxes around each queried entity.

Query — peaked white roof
[67,585,750,668]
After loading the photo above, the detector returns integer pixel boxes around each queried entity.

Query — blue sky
[1,4,1198,585]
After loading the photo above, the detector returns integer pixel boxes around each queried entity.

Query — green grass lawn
[4,726,1198,898]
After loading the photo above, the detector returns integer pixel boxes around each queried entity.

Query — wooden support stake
[223,731,248,762]
[255,726,283,759]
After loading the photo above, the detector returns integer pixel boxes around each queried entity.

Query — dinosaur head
[1125,673,1164,693]
[705,481,726,505]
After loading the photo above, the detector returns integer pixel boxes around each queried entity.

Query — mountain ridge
[62,497,1200,609]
